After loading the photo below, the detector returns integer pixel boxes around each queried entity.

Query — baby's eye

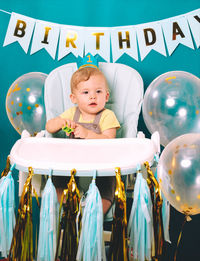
[96,90,102,93]
[82,91,88,94]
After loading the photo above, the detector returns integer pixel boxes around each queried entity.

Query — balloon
[6,72,47,135]
[142,71,200,146]
[157,133,200,215]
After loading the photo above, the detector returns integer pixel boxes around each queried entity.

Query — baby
[46,55,120,214]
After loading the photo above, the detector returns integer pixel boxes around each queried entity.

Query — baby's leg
[56,187,64,203]
[52,176,70,202]
[102,199,113,214]
[96,176,116,215]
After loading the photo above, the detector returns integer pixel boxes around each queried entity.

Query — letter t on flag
[84,28,110,62]
[3,13,35,53]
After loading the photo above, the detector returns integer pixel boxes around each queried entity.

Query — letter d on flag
[3,12,35,53]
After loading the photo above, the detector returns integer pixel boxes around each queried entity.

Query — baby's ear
[105,91,109,102]
[70,93,77,104]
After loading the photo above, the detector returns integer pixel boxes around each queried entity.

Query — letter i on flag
[30,20,60,59]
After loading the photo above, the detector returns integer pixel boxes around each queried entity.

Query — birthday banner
[2,9,200,62]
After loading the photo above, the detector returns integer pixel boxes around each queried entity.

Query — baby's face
[70,74,109,117]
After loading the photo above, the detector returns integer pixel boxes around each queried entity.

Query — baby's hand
[74,124,89,139]
[63,119,76,136]
[53,117,67,129]
[46,117,76,134]
[64,119,76,130]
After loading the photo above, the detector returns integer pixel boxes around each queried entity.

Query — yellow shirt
[60,107,120,132]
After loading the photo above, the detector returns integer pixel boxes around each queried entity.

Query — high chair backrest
[45,62,143,138]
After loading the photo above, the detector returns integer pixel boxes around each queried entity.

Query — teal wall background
[0,1,199,260]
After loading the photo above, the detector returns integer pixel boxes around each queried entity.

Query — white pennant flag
[30,20,60,59]
[161,15,194,56]
[84,27,110,62]
[136,22,166,61]
[111,26,138,62]
[186,9,200,49]
[3,12,35,53]
[58,25,84,60]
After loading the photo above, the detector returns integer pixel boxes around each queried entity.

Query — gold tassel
[8,167,39,261]
[144,162,164,260]
[55,169,81,261]
[1,156,11,177]
[109,167,128,261]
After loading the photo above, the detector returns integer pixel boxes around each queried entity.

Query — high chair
[16,61,159,226]
[9,62,161,259]
[13,62,160,207]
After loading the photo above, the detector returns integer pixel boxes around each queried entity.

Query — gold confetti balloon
[157,133,200,216]
[6,72,47,135]
[142,71,200,147]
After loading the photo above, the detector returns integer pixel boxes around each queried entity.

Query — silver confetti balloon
[157,133,200,215]
[6,72,47,135]
[142,71,200,146]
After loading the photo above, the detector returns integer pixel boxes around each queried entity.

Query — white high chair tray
[10,137,158,176]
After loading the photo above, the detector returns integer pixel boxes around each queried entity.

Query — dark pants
[52,175,116,202]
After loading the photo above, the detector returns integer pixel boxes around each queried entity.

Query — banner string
[0,7,199,62]
[0,8,199,25]
[0,9,11,15]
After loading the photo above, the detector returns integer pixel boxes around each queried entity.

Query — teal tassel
[128,168,154,261]
[162,196,171,243]
[37,174,59,261]
[154,161,171,244]
[0,164,15,258]
[76,171,106,261]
